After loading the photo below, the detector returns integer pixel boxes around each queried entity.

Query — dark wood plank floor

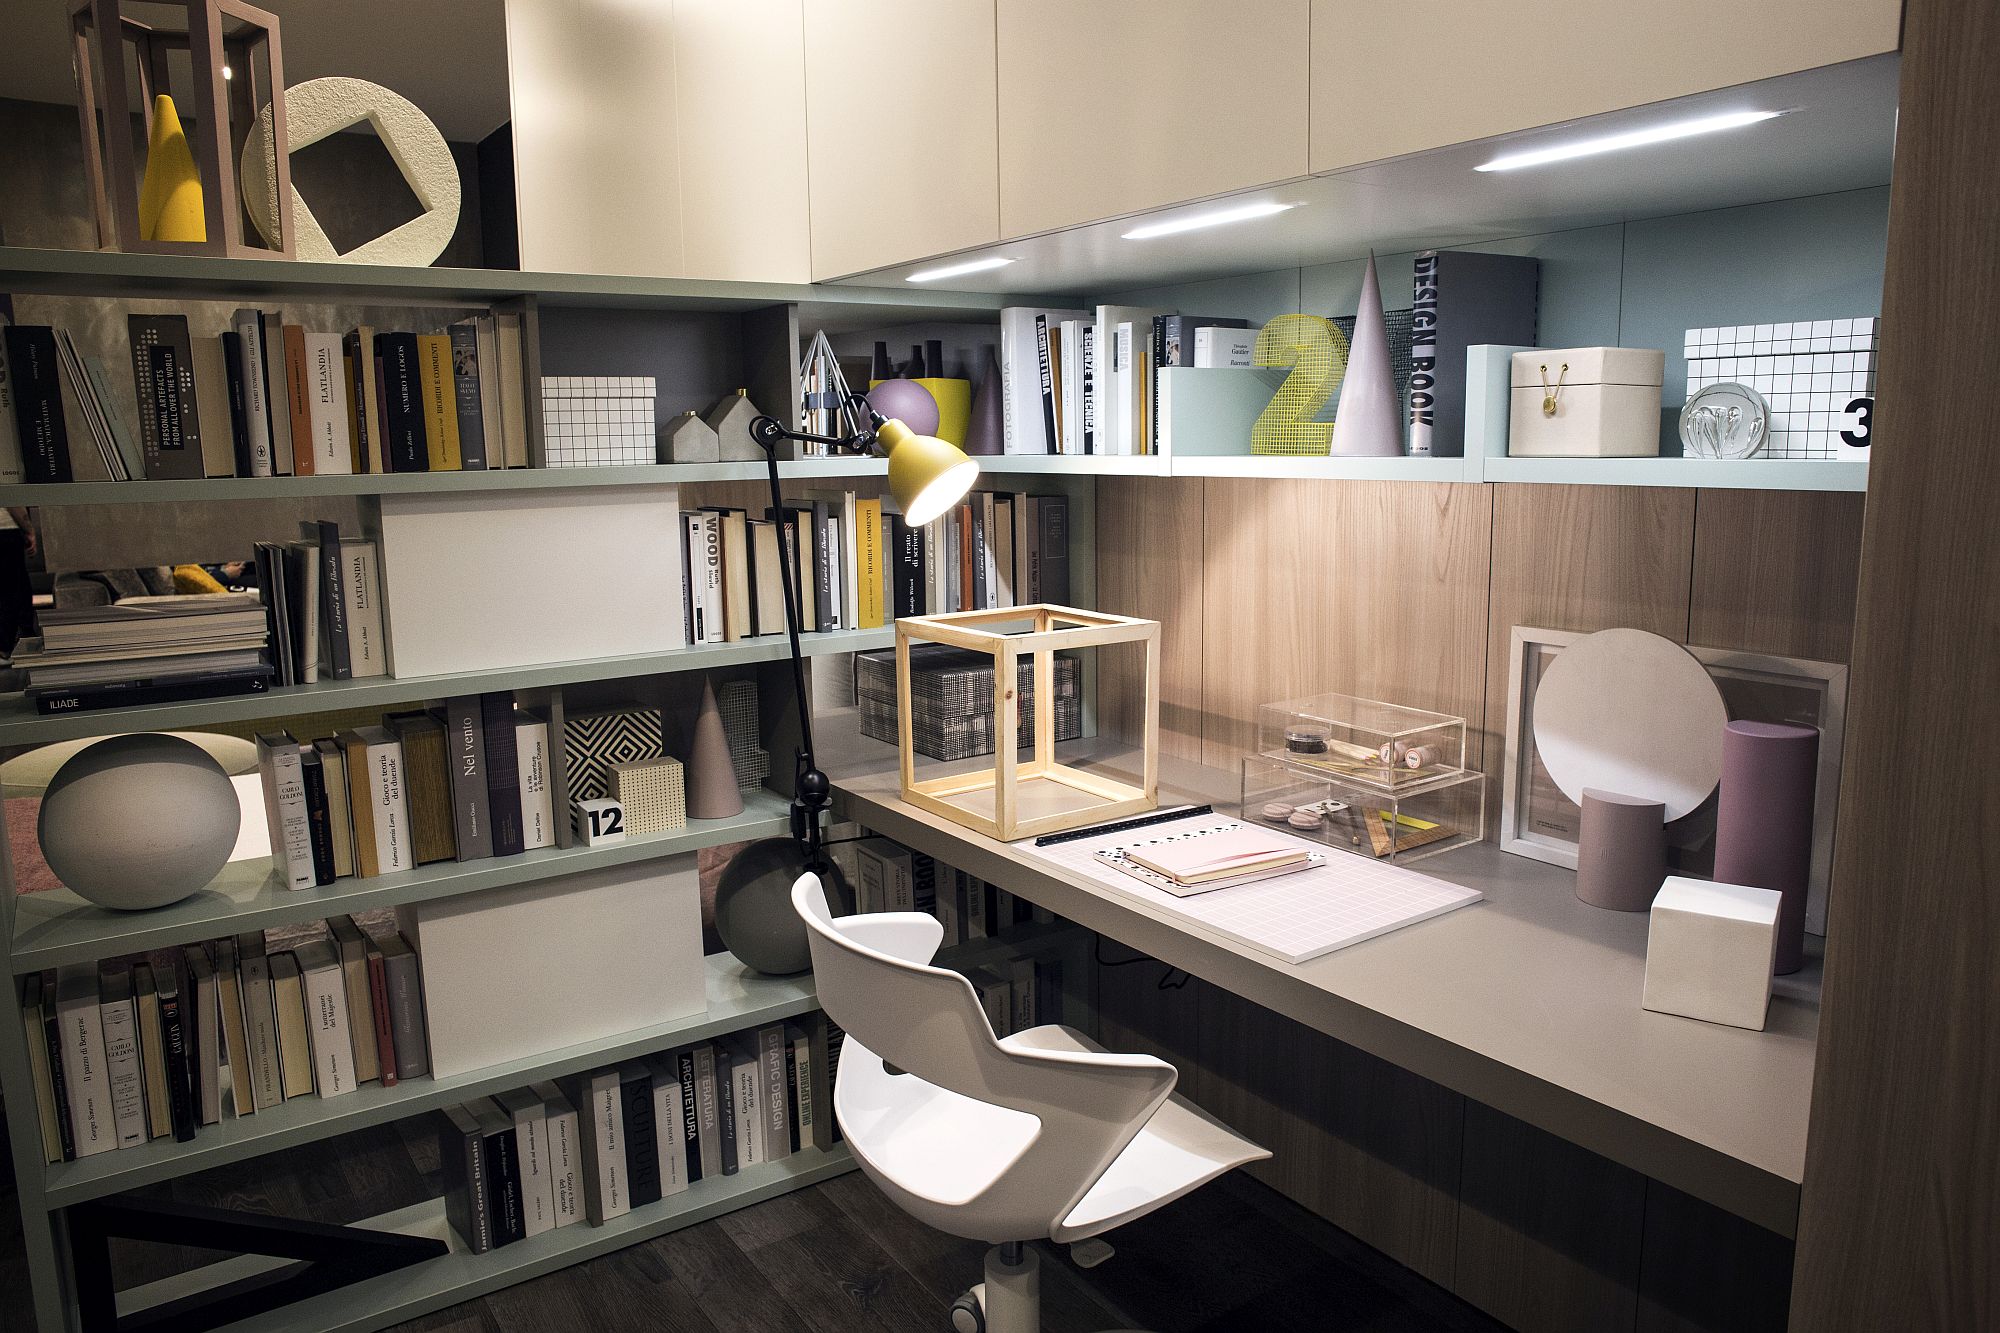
[0,1099,1505,1332]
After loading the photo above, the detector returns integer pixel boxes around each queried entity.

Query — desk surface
[834,746,1819,1238]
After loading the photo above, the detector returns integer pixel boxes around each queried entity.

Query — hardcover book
[386,711,457,865]
[1406,249,1540,456]
[481,692,525,856]
[448,321,488,470]
[441,696,494,862]
[127,314,205,479]
[416,332,463,469]
[530,1080,583,1227]
[439,1104,492,1253]
[494,1087,557,1236]
[619,1061,663,1209]
[327,917,381,1084]
[96,963,147,1148]
[293,941,356,1098]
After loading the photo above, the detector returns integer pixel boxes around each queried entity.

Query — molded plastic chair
[792,873,1269,1332]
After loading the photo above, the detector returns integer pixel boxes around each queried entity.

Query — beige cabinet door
[804,0,1001,280]
[1308,0,1902,173]
[996,1,1311,239]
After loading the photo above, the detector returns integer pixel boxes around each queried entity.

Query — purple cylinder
[1575,788,1667,911]
[1714,721,1819,974]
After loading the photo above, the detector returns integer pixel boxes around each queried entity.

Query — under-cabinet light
[1475,110,1783,172]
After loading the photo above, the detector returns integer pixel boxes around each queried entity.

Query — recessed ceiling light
[1475,110,1783,172]
[1121,201,1295,240]
[905,256,1015,283]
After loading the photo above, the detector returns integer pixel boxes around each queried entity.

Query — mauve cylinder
[1714,720,1819,974]
[1575,788,1667,911]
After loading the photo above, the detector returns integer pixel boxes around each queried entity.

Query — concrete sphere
[865,378,941,437]
[38,734,240,911]
[714,838,852,976]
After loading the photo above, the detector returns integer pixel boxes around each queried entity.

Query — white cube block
[1642,876,1781,1030]
[573,797,628,845]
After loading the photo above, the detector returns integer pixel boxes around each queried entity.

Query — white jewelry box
[1508,347,1665,457]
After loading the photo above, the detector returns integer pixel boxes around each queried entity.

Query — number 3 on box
[1252,314,1349,456]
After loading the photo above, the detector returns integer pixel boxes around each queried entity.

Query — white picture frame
[1499,626,1847,935]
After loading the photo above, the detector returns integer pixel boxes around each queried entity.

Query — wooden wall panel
[1793,0,2000,1325]
[1096,477,1207,761]
[1454,1101,1647,1333]
[1689,490,1865,665]
[1193,983,1463,1286]
[1198,479,1493,768]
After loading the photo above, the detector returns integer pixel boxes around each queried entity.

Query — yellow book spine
[856,498,883,628]
[416,334,462,469]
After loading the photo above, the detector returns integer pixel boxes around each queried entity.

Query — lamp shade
[879,418,977,526]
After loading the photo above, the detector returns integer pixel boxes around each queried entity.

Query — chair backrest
[793,873,1177,1239]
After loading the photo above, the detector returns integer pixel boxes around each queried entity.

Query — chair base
[950,1243,1149,1333]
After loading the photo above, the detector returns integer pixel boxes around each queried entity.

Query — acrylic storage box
[1507,346,1665,457]
[1240,753,1485,864]
[1258,693,1468,793]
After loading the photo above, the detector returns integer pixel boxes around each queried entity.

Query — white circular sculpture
[1531,627,1727,821]
[38,734,241,911]
[240,76,461,266]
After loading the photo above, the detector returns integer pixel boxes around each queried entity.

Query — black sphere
[713,837,852,975]
[797,767,832,803]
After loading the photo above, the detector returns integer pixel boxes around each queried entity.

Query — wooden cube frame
[895,604,1159,841]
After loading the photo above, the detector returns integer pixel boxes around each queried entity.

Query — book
[127,314,205,479]
[271,951,315,1100]
[326,917,380,1084]
[375,332,429,470]
[30,667,272,716]
[785,1021,814,1152]
[340,726,413,877]
[377,933,430,1080]
[1030,494,1070,604]
[890,512,926,618]
[992,494,1016,607]
[343,328,381,473]
[692,1042,727,1178]
[809,1017,845,1149]
[314,739,357,879]
[856,498,884,628]
[1406,249,1540,456]
[619,1062,663,1208]
[999,306,1088,453]
[228,310,274,475]
[21,975,64,1162]
[132,963,172,1140]
[530,1080,583,1228]
[646,1055,690,1196]
[495,312,530,468]
[675,1048,704,1185]
[97,963,147,1148]
[182,945,222,1124]
[516,715,555,851]
[481,692,525,857]
[293,941,355,1097]
[1094,305,1173,455]
[1193,324,1257,368]
[386,711,456,865]
[758,1023,792,1163]
[472,1098,525,1247]
[448,321,488,470]
[416,332,463,469]
[255,731,316,892]
[747,518,786,637]
[258,312,294,474]
[494,1087,557,1236]
[440,696,494,862]
[337,538,388,678]
[5,324,72,482]
[573,1068,628,1224]
[682,511,725,645]
[0,311,23,484]
[237,939,284,1111]
[1008,956,1039,1032]
[304,330,354,474]
[214,937,256,1115]
[185,331,233,477]
[1058,318,1089,453]
[439,1104,492,1254]
[281,324,314,474]
[156,966,198,1141]
[473,316,505,470]
[298,744,337,886]
[727,1039,763,1169]
[220,330,254,475]
[366,942,398,1088]
[705,507,751,641]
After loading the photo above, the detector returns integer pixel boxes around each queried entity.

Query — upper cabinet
[1308,0,1903,173]
[506,0,812,282]
[804,0,1001,282]
[995,1,1312,239]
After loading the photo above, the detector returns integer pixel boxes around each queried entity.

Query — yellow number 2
[1251,314,1349,456]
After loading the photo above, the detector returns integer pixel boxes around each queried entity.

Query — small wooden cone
[686,679,744,819]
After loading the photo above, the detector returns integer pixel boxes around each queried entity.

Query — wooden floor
[0,1102,1504,1332]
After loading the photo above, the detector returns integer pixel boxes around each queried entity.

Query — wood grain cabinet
[1307,0,1902,173]
[804,0,1001,281]
[996,1,1312,239]
[506,0,812,282]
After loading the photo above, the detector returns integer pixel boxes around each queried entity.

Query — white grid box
[540,376,659,467]
[1683,318,1877,460]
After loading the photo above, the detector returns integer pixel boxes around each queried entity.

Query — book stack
[541,376,656,468]
[682,488,885,644]
[854,644,1083,761]
[0,309,532,484]
[254,693,556,891]
[880,491,1071,621]
[11,592,272,714]
[16,915,429,1164]
[444,1021,834,1246]
[253,518,388,687]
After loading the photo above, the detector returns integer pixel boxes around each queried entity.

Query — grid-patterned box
[856,645,1082,761]
[1683,319,1877,460]
[540,375,659,467]
[716,679,770,792]
[608,756,687,834]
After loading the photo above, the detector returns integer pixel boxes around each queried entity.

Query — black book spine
[159,988,197,1143]
[970,500,988,609]
[811,500,833,633]
[823,1023,845,1145]
[677,1050,702,1184]
[480,693,524,856]
[33,669,272,715]
[483,1128,525,1246]
[5,325,72,483]
[299,749,337,885]
[784,1040,801,1154]
[1034,314,1057,454]
[40,992,75,1161]
[317,519,351,679]
[376,333,430,472]
[221,331,253,477]
[621,1073,662,1208]
[716,1056,738,1175]
[893,516,924,617]
[449,323,487,469]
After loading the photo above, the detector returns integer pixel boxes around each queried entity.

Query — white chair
[792,873,1270,1333]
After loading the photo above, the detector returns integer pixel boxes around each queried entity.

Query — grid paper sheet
[1683,319,1876,460]
[1023,811,1482,965]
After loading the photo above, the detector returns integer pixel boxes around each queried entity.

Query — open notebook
[1123,826,1311,886]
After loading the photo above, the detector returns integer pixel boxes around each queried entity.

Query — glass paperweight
[1240,753,1485,865]
[1257,693,1468,793]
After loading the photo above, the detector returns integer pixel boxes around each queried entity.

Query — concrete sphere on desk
[37,734,240,911]
[1531,627,1727,821]
[865,378,941,437]
[713,838,852,976]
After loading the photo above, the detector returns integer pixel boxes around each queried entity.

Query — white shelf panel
[977,455,1171,476]
[1170,454,1480,482]
[1478,455,1869,491]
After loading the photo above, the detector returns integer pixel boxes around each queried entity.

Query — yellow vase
[137,94,206,243]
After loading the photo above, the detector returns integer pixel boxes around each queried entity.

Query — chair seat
[836,1046,1043,1209]
[1000,1025,1271,1243]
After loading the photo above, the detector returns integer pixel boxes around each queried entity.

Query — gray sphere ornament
[37,734,241,911]
[713,838,852,976]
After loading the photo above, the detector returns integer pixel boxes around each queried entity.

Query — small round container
[1285,727,1330,755]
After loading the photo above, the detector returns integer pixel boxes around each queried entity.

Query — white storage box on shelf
[1508,347,1666,457]
[395,856,704,1078]
[371,485,685,677]
[1641,875,1781,1031]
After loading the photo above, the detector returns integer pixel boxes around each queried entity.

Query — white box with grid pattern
[540,375,659,467]
[1683,318,1877,460]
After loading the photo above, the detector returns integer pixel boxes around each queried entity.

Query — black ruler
[1033,804,1215,848]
